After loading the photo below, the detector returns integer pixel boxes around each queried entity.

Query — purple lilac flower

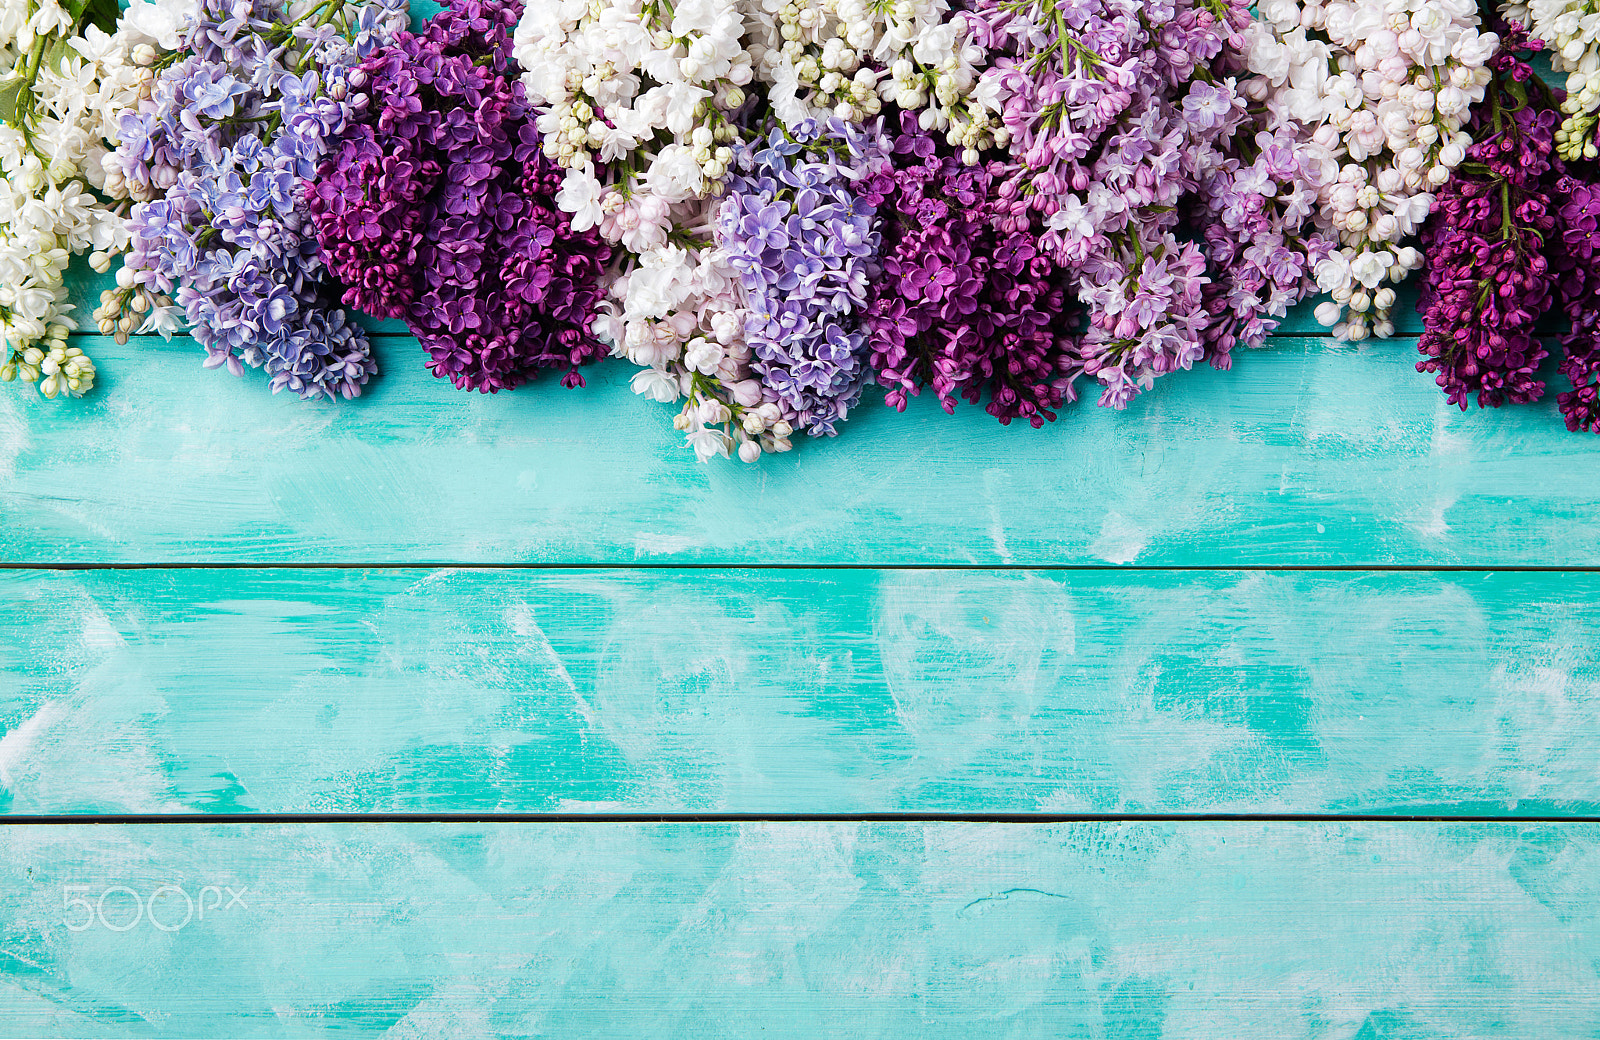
[1554,175,1600,432]
[1195,103,1340,365]
[1417,28,1558,411]
[307,0,611,393]
[715,118,889,436]
[865,111,1078,428]
[117,0,409,401]
[964,0,1257,407]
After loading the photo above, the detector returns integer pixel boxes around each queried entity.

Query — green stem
[20,34,47,83]
[9,34,50,158]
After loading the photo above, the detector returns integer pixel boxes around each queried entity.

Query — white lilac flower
[1509,0,1600,159]
[745,0,1000,157]
[1247,0,1497,341]
[0,0,182,400]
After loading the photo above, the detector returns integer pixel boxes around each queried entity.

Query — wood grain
[4,567,1596,816]
[5,334,1598,567]
[2,821,1597,1037]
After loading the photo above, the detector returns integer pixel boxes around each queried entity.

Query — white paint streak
[0,683,178,813]
[1403,397,1470,539]
[1488,606,1600,801]
[634,531,704,555]
[1412,498,1453,538]
[504,601,578,695]
[0,396,27,483]
[667,823,864,987]
[1091,511,1147,564]
[983,469,1014,564]
[0,701,66,791]
[877,572,1075,769]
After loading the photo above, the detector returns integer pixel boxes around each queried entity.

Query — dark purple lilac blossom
[1416,26,1558,411]
[307,0,611,393]
[864,111,1077,428]
[1554,175,1600,432]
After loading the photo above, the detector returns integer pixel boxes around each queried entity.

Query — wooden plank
[4,567,1596,816]
[5,335,1598,567]
[1,821,1597,1035]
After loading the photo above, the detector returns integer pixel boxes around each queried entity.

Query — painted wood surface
[3,566,1598,816]
[4,821,1599,1037]
[5,334,1598,566]
[6,42,1595,1032]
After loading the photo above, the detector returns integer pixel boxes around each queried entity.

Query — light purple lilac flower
[964,0,1259,408]
[117,0,409,401]
[715,117,890,436]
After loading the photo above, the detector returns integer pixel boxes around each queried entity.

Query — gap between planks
[5,813,1600,824]
[6,562,1600,572]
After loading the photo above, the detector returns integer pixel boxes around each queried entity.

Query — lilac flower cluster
[111,0,407,400]
[1412,22,1600,435]
[52,0,1600,448]
[307,0,611,393]
[1416,31,1558,411]
[966,0,1258,409]
[1203,64,1342,364]
[864,111,1077,428]
[715,118,889,436]
[1553,176,1600,432]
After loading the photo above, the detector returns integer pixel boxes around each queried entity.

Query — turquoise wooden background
[6,12,1600,1032]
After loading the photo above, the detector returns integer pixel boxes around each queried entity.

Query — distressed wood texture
[3,567,1597,816]
[4,821,1600,1037]
[5,334,1599,566]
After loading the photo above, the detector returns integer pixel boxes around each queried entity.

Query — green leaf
[39,37,74,77]
[0,74,29,129]
[85,0,120,34]
[59,0,117,33]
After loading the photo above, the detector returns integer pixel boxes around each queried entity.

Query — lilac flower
[715,118,889,435]
[186,66,250,119]
[865,112,1077,428]
[1554,176,1600,433]
[117,0,409,402]
[1194,120,1339,366]
[1416,29,1559,411]
[1182,81,1234,131]
[967,0,1261,407]
[307,0,612,393]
